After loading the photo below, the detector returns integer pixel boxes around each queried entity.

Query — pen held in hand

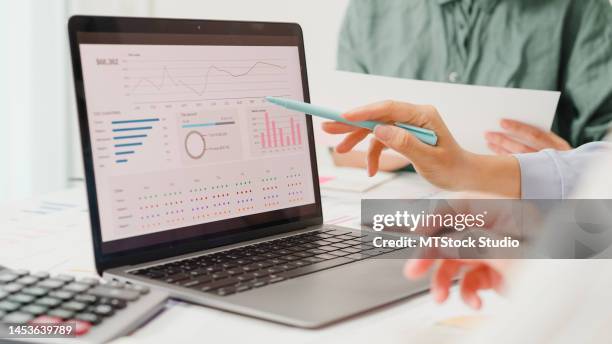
[265,96,438,146]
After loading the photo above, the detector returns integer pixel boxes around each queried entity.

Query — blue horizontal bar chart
[112,126,153,132]
[110,117,160,164]
[113,134,147,140]
[111,118,159,125]
[114,142,143,148]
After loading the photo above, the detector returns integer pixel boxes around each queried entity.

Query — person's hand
[485,119,571,154]
[322,101,470,190]
[321,100,521,197]
[404,259,510,309]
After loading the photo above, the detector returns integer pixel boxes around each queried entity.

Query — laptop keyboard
[131,228,397,296]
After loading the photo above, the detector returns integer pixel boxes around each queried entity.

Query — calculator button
[47,308,74,320]
[37,279,65,290]
[22,286,49,297]
[78,277,99,286]
[8,293,35,304]
[74,294,97,304]
[0,273,18,283]
[2,283,24,294]
[35,297,62,308]
[61,301,87,312]
[0,300,20,312]
[20,304,48,316]
[99,298,127,309]
[48,290,74,300]
[55,275,75,283]
[92,304,114,317]
[126,284,150,295]
[16,276,39,286]
[2,311,33,324]
[88,286,139,301]
[110,299,127,309]
[63,283,91,293]
[107,281,125,289]
[75,312,101,325]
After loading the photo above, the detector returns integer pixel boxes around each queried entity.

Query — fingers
[485,132,536,153]
[487,119,573,153]
[406,259,506,308]
[343,100,432,127]
[486,142,512,155]
[549,134,572,150]
[489,268,505,294]
[432,260,461,303]
[404,259,436,279]
[460,265,493,309]
[336,129,370,153]
[366,138,385,176]
[500,119,571,151]
[321,121,358,134]
[499,119,550,150]
[373,125,427,159]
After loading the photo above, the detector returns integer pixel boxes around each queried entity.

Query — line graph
[123,59,291,105]
[130,61,286,96]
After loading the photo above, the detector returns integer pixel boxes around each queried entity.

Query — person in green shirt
[335,0,612,156]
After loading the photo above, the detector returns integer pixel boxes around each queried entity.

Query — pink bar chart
[249,108,305,155]
[259,111,302,149]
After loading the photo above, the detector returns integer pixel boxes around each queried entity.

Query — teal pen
[265,96,438,146]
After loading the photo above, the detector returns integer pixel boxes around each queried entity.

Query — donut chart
[184,131,206,159]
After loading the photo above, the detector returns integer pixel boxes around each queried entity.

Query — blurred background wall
[0,0,349,203]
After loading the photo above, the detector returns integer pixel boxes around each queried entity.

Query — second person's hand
[485,119,571,154]
[321,100,522,198]
[404,258,510,309]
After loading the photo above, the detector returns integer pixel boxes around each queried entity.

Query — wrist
[458,152,521,198]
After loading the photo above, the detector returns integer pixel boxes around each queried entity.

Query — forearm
[459,153,521,198]
[454,142,611,199]
[513,142,612,199]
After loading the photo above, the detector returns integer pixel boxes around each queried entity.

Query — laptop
[68,15,428,328]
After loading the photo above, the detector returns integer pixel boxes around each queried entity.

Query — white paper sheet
[308,71,561,155]
[319,166,397,193]
[0,187,96,276]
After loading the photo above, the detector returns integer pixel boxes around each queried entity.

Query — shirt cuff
[514,151,562,199]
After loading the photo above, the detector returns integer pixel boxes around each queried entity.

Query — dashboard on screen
[76,32,317,254]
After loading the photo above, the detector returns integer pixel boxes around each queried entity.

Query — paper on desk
[319,166,397,193]
[0,187,96,276]
[309,71,560,155]
[321,194,361,229]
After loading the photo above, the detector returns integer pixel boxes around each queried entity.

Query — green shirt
[338,0,612,147]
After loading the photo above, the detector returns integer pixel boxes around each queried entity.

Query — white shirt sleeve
[514,142,612,199]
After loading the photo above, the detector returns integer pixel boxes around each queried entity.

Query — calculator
[0,266,168,343]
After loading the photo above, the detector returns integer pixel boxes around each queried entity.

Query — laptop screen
[74,29,320,255]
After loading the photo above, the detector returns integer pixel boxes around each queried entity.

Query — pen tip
[265,96,280,105]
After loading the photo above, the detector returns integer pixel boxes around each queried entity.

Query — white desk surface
[0,154,503,343]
